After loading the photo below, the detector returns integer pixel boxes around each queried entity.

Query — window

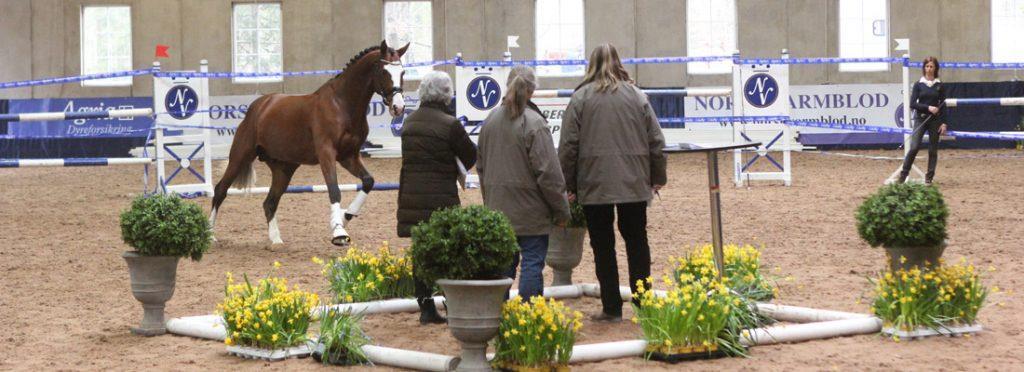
[384,1,433,80]
[992,0,1024,63]
[535,0,585,77]
[233,3,283,83]
[686,0,736,75]
[838,0,889,72]
[81,6,133,87]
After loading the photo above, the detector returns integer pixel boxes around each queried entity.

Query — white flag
[894,38,909,52]
[507,35,520,49]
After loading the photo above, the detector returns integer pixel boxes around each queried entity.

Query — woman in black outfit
[898,56,948,185]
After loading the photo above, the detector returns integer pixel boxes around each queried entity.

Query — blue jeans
[506,235,549,301]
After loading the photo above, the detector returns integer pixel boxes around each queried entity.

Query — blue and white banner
[5,97,152,138]
[686,84,904,145]
[150,93,421,158]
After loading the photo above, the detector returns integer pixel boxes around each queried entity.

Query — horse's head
[374,40,410,118]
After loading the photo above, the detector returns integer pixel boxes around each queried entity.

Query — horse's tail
[230,158,256,192]
[224,96,267,194]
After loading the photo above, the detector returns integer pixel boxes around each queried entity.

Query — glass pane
[237,29,257,48]
[114,56,132,71]
[114,36,131,58]
[840,19,862,48]
[237,4,256,28]
[839,0,860,21]
[536,0,558,25]
[259,30,282,54]
[563,27,584,58]
[236,55,257,73]
[709,0,733,22]
[560,0,583,24]
[259,54,282,73]
[258,4,281,29]
[689,0,711,21]
[236,40,254,55]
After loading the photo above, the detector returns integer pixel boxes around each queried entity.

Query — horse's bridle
[379,60,405,109]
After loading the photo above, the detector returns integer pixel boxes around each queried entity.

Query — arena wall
[0,0,1019,99]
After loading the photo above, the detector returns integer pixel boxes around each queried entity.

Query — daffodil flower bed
[218,265,320,350]
[871,260,989,338]
[314,242,415,303]
[632,277,748,357]
[492,296,583,370]
[672,244,776,302]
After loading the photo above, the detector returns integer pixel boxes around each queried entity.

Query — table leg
[706,151,725,281]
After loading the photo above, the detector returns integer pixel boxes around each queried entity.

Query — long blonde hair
[576,43,631,92]
[503,65,537,119]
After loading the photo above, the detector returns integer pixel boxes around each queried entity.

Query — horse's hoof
[270,238,284,245]
[344,213,355,221]
[331,235,351,246]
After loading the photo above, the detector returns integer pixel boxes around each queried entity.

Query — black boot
[418,298,446,325]
[897,171,909,184]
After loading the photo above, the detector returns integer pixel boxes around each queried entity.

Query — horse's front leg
[339,155,374,224]
[318,149,349,246]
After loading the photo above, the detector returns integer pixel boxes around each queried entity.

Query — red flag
[155,45,170,58]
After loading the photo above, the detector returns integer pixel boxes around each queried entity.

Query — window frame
[991,0,1024,63]
[80,5,134,87]
[838,0,891,73]
[685,0,737,75]
[231,2,284,84]
[534,0,586,78]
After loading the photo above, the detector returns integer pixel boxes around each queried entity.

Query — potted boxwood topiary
[546,201,587,286]
[856,183,948,271]
[120,193,211,336]
[409,205,518,372]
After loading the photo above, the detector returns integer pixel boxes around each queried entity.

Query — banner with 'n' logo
[456,66,510,121]
[733,61,790,117]
[153,73,209,127]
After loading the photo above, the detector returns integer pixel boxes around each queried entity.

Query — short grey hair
[417,71,454,105]
[507,65,538,90]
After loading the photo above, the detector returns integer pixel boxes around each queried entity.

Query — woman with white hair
[396,71,477,324]
[478,65,571,300]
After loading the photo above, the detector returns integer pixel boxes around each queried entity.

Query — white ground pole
[167,283,882,370]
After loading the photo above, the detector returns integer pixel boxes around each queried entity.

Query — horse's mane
[334,45,396,79]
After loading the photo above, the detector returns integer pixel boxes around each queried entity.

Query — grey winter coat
[478,104,571,235]
[558,82,667,205]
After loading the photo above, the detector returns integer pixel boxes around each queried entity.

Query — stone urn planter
[546,227,586,286]
[119,194,211,337]
[123,251,180,336]
[438,278,514,372]
[885,241,947,272]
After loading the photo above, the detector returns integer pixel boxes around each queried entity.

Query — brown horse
[209,40,409,246]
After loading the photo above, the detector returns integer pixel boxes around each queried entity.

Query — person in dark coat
[898,56,948,185]
[397,71,477,324]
